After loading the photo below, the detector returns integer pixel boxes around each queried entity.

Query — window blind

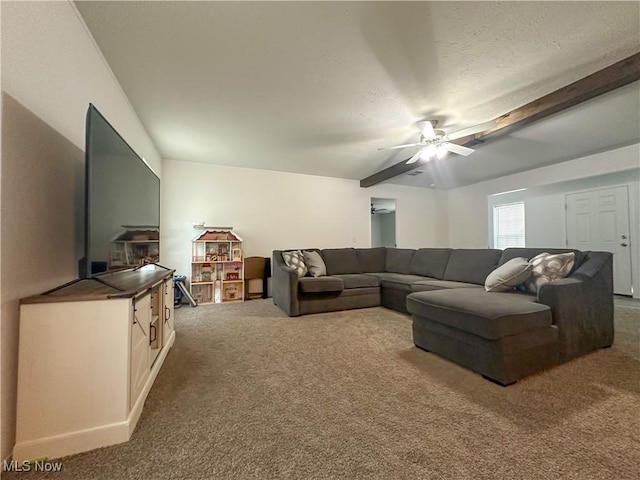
[493,202,525,249]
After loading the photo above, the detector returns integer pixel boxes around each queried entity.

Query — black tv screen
[81,104,160,278]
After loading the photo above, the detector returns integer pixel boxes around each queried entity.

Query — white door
[566,186,632,295]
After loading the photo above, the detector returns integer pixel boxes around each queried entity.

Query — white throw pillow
[522,252,575,293]
[282,250,308,278]
[303,250,326,277]
[485,257,532,292]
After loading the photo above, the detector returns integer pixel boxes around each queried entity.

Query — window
[493,202,525,249]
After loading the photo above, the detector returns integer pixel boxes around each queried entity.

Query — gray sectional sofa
[272,247,614,385]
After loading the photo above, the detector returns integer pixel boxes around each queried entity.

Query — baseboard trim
[12,421,130,462]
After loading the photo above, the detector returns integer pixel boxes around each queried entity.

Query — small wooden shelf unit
[191,228,244,304]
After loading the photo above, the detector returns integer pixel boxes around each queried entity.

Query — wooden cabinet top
[20,265,175,305]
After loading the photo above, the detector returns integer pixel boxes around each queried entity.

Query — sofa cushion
[321,248,362,275]
[356,247,386,273]
[385,248,416,274]
[411,280,483,292]
[500,248,586,274]
[282,250,307,277]
[377,273,431,291]
[302,250,327,277]
[443,249,502,285]
[332,274,380,289]
[406,289,552,341]
[522,252,575,293]
[409,248,452,279]
[485,257,532,292]
[298,277,344,293]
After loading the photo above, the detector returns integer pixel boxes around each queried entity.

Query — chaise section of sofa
[408,288,559,385]
[406,247,613,384]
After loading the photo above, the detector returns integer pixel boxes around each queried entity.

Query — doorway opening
[371,198,396,248]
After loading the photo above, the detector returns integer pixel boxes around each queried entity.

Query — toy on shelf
[190,228,244,305]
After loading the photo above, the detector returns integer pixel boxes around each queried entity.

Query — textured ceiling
[75,1,640,188]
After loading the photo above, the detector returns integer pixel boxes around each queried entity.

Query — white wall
[1,1,160,460]
[488,170,640,247]
[161,159,449,279]
[488,170,640,297]
[448,144,640,248]
[1,3,161,175]
[449,144,640,298]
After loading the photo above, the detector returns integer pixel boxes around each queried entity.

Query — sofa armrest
[537,278,585,320]
[536,254,614,361]
[272,251,300,316]
[537,277,583,302]
[571,251,612,281]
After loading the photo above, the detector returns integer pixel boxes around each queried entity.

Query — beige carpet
[5,300,639,479]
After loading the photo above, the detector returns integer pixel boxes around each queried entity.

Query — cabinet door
[130,294,150,410]
[163,277,175,345]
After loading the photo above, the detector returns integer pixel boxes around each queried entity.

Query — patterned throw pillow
[282,250,308,278]
[522,252,575,293]
[302,250,326,277]
[485,257,532,292]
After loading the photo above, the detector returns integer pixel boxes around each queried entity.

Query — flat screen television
[80,104,160,278]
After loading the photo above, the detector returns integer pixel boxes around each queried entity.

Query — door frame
[370,197,397,248]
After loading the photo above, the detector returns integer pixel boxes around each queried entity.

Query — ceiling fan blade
[406,149,424,164]
[417,120,435,139]
[378,142,422,151]
[447,120,496,140]
[445,143,475,156]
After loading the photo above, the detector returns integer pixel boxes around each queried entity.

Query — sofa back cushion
[321,248,362,275]
[443,249,502,285]
[410,248,452,279]
[385,248,416,274]
[356,247,386,273]
[500,248,586,274]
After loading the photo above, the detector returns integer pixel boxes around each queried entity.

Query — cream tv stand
[14,265,175,461]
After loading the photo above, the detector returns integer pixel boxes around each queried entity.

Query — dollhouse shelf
[190,228,244,305]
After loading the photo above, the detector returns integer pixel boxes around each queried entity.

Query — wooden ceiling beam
[360,52,640,188]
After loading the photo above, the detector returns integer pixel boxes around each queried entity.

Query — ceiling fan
[371,204,391,215]
[380,120,494,164]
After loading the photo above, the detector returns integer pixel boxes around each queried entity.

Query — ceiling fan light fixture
[425,144,437,158]
[384,119,478,165]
